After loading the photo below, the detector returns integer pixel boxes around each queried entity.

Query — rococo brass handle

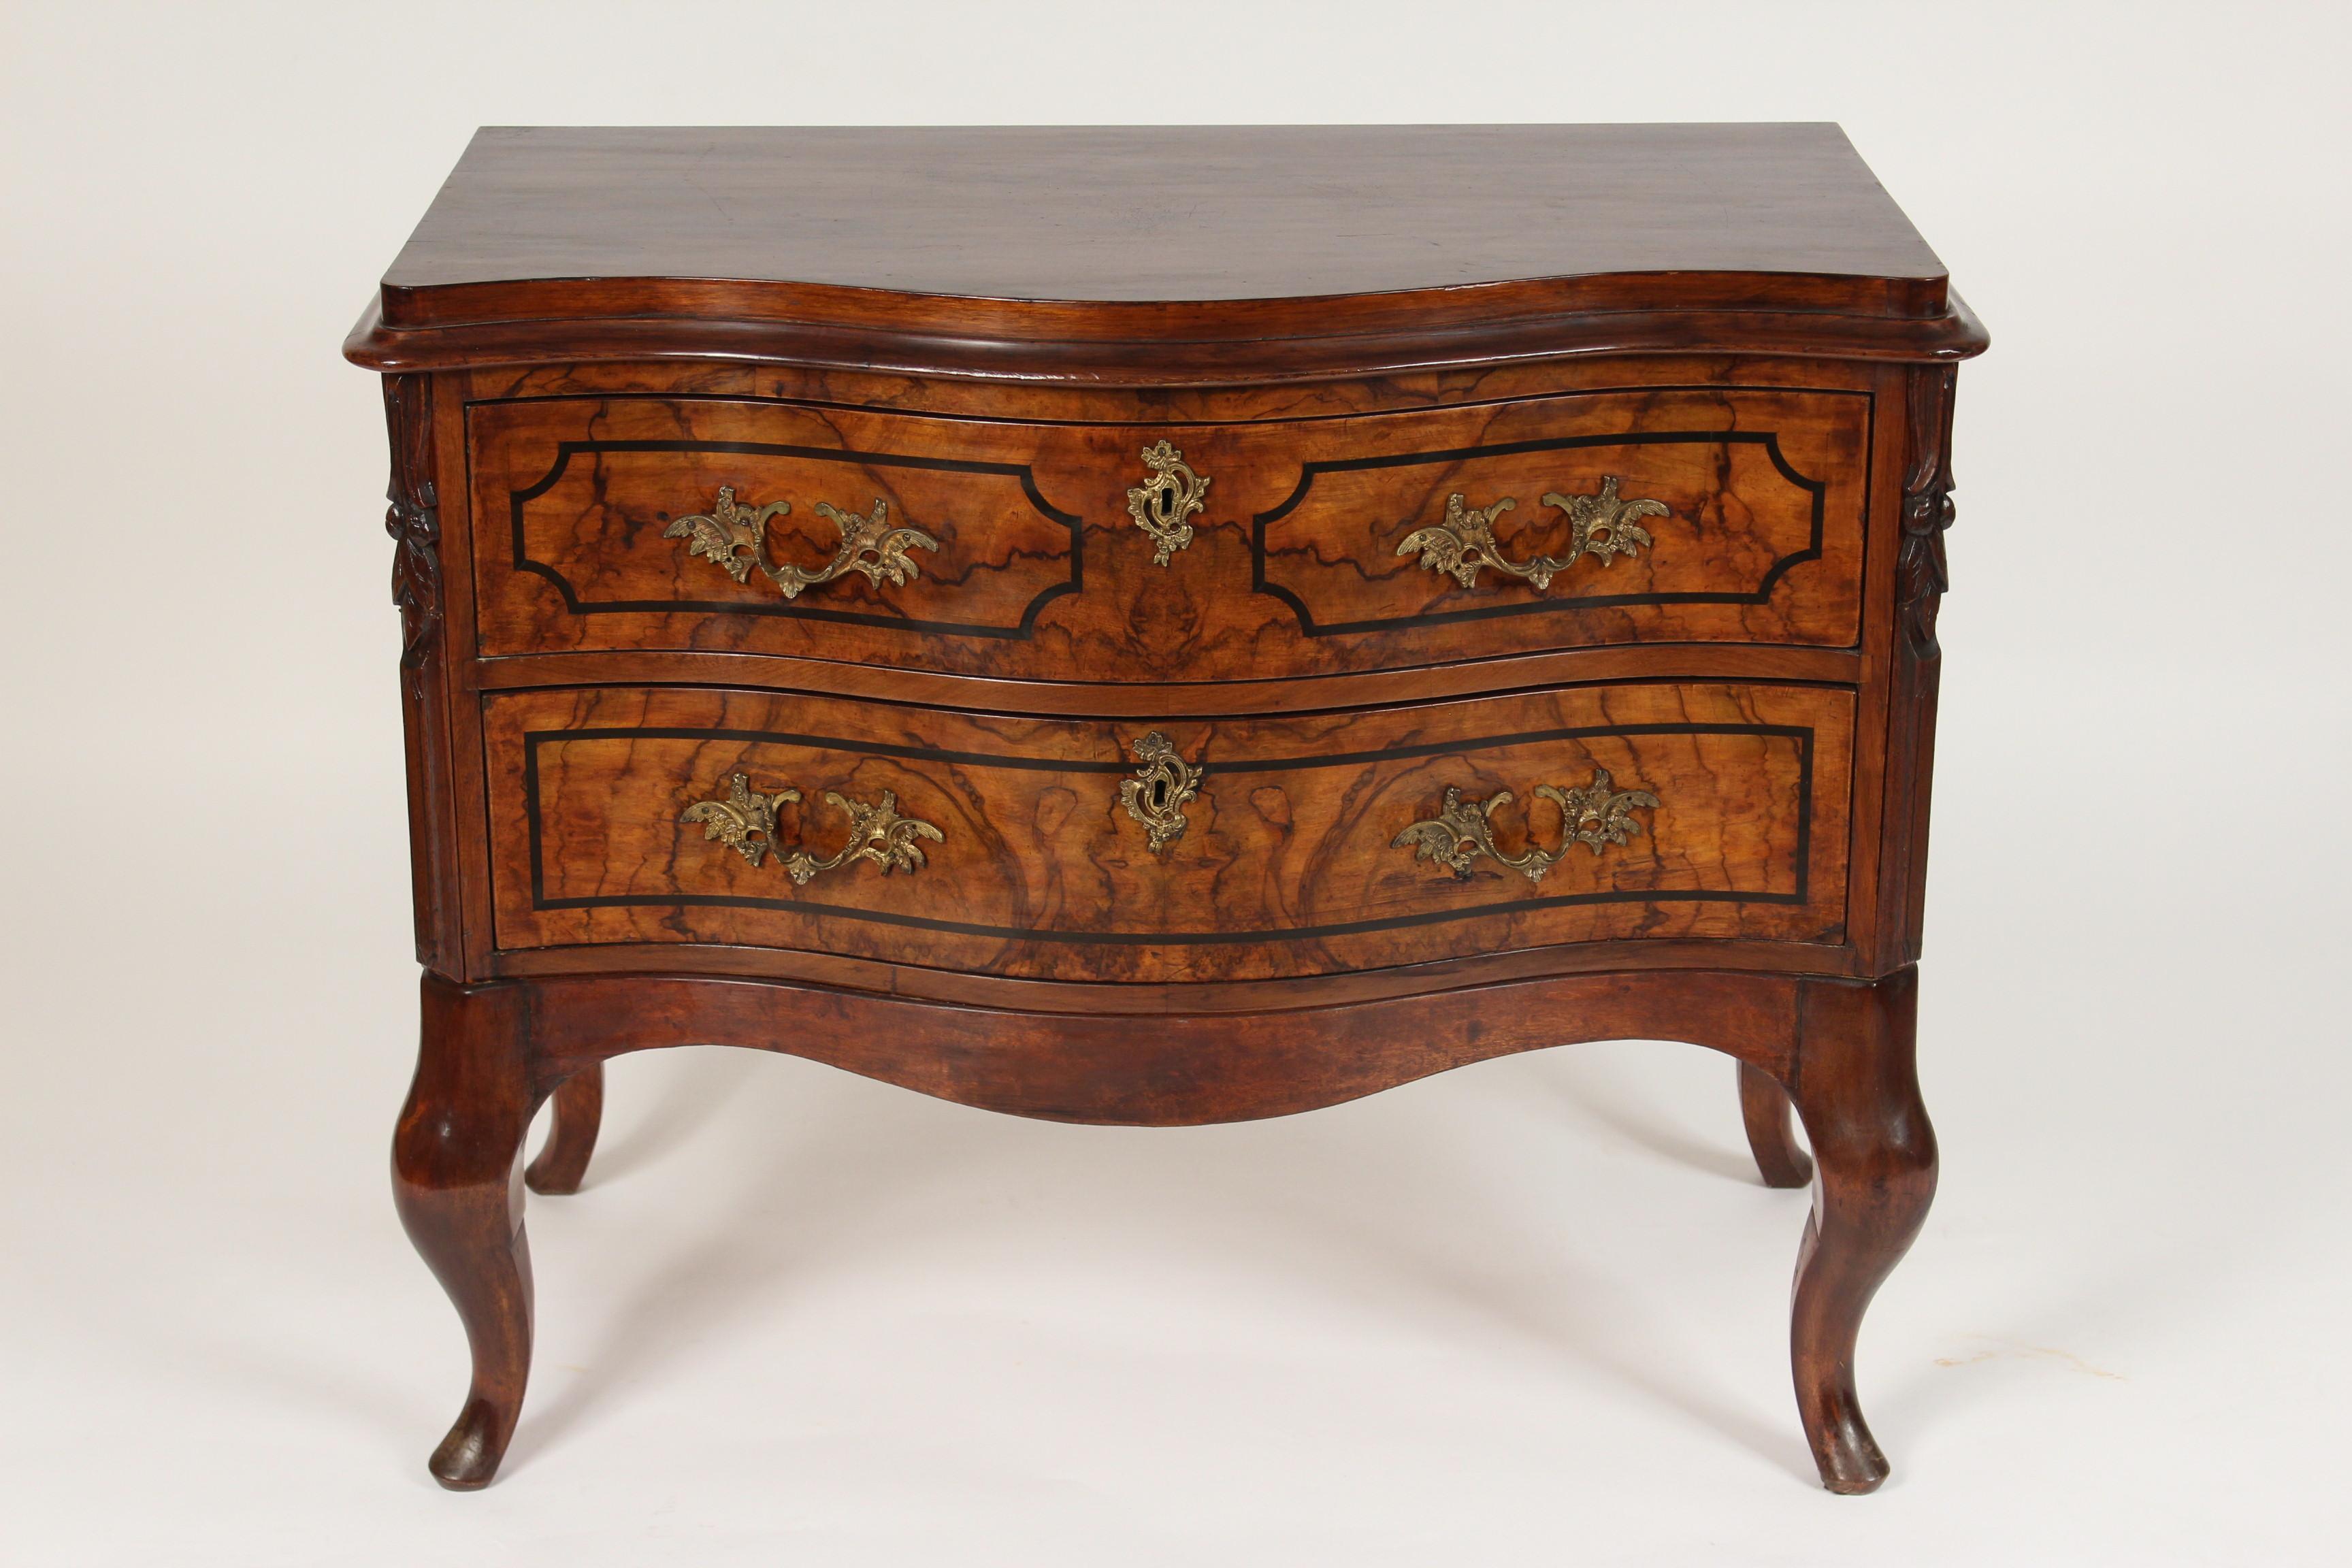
[664,485,941,599]
[1119,731,1203,853]
[681,772,945,885]
[1125,440,1209,565]
[1396,476,1667,592]
[1392,768,1660,885]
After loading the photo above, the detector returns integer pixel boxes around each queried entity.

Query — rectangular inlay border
[1251,424,1844,636]
[502,436,1085,639]
[517,721,1820,945]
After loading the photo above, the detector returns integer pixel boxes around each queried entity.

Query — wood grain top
[351,125,1985,378]
[385,124,1946,304]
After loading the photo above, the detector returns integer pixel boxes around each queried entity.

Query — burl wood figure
[349,125,1985,1492]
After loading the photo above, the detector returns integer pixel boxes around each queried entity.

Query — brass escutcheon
[1125,441,1209,566]
[1118,732,1203,853]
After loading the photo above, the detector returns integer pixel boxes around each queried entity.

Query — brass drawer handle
[1396,476,1667,592]
[1126,441,1209,565]
[681,772,944,885]
[1119,731,1203,853]
[1393,768,1659,885]
[664,486,941,599]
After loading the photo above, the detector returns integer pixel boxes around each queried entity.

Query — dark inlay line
[1252,427,1831,636]
[519,721,1822,939]
[501,434,1083,640]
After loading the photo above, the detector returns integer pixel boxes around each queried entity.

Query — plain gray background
[3,2,2346,1562]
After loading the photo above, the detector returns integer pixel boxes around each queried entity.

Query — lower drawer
[484,682,1852,982]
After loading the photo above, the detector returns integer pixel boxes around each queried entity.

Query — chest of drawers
[350,125,1986,1492]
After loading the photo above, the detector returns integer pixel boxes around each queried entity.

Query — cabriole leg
[1786,966,1938,1494]
[1737,1062,1814,1188]
[525,1062,604,1196]
[391,975,537,1490]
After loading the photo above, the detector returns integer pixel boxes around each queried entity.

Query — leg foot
[1787,967,1937,1494]
[525,1062,604,1196]
[393,975,536,1490]
[1738,1062,1814,1188]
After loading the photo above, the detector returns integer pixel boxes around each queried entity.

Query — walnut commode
[349,125,1987,1492]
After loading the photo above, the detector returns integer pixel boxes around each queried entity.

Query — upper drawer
[467,387,1869,677]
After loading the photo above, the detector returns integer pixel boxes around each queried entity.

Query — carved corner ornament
[664,487,941,599]
[1118,731,1205,853]
[682,774,944,886]
[1125,440,1209,566]
[382,374,441,698]
[1899,365,1960,658]
[1393,768,1660,885]
[1396,476,1667,593]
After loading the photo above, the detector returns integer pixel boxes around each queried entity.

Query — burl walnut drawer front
[485,681,1851,983]
[468,387,1868,680]
[468,397,1081,657]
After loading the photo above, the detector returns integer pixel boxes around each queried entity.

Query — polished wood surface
[1739,1061,1815,1188]
[521,968,1806,1124]
[1255,387,1863,651]
[355,123,1983,1494]
[467,385,1866,678]
[382,374,461,971]
[463,351,1922,432]
[391,976,536,1490]
[1880,363,1960,970]
[384,125,1948,309]
[1788,966,1936,1493]
[523,1063,602,1197]
[350,289,1987,382]
[468,394,1082,662]
[346,127,1984,380]
[483,681,1850,981]
[400,964,1928,1494]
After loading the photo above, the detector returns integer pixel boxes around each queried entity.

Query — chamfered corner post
[1786,966,1938,1494]
[391,973,539,1490]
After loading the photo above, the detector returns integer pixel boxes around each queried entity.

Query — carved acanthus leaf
[382,374,441,698]
[1898,365,1959,659]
